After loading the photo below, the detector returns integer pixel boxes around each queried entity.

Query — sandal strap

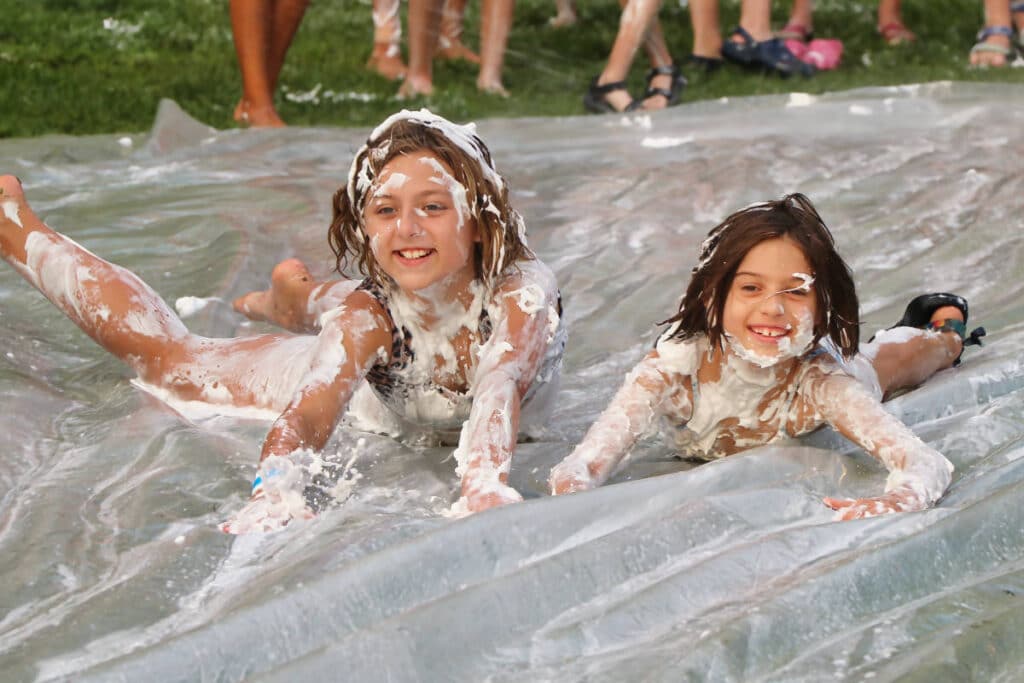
[927,320,987,347]
[977,25,1014,41]
[646,64,679,80]
[589,78,630,95]
[643,86,676,100]
[730,26,757,45]
[971,42,1014,56]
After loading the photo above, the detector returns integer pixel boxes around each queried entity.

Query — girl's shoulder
[491,258,560,311]
[652,331,707,376]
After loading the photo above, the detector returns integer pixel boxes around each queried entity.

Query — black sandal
[876,292,986,365]
[583,77,640,114]
[641,64,687,108]
[686,54,724,73]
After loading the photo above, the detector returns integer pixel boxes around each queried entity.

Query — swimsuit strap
[354,278,495,398]
[356,279,413,398]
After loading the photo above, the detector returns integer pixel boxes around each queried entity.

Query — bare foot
[549,0,577,27]
[436,40,481,64]
[397,75,434,99]
[549,10,577,28]
[233,258,317,332]
[366,48,408,80]
[476,77,509,97]
[235,100,287,128]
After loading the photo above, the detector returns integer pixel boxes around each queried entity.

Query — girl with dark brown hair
[0,110,565,532]
[551,194,983,520]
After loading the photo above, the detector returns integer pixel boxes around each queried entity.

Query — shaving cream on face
[419,156,470,234]
[2,200,23,228]
[725,307,815,368]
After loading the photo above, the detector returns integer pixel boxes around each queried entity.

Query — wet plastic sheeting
[1,83,1023,682]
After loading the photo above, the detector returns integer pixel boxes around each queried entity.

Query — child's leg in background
[477,0,515,94]
[593,0,664,111]
[971,0,1015,67]
[638,6,678,110]
[0,176,316,411]
[368,0,408,80]
[689,0,723,61]
[437,0,482,63]
[550,0,578,27]
[230,0,309,127]
[877,0,916,43]
[867,306,964,398]
[732,0,772,42]
[783,0,814,34]
[401,0,444,97]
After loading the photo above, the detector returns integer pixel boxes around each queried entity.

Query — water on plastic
[1,83,1023,682]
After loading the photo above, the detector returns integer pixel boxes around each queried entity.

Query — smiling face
[363,150,480,296]
[721,236,818,366]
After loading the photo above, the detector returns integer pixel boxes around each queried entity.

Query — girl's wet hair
[328,112,532,287]
[662,193,860,357]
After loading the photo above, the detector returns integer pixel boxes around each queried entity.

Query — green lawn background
[0,0,1020,138]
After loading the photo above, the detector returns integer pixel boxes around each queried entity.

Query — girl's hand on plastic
[220,489,316,534]
[462,482,523,512]
[824,488,924,521]
[220,461,316,534]
[549,458,597,495]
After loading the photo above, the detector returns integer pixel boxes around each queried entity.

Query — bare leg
[0,176,318,411]
[437,0,482,64]
[550,0,578,27]
[782,0,814,35]
[970,0,1014,67]
[401,0,443,97]
[231,0,309,127]
[368,0,409,80]
[689,0,723,60]
[638,11,676,110]
[594,0,664,112]
[733,0,773,42]
[477,0,515,94]
[870,306,965,398]
[877,0,916,43]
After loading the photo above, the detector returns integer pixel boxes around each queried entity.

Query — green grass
[0,0,1020,138]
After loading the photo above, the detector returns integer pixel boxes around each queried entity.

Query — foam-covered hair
[328,109,532,287]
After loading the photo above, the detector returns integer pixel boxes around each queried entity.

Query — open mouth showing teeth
[396,248,433,260]
[750,326,790,338]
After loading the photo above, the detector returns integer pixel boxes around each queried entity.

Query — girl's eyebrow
[368,188,451,202]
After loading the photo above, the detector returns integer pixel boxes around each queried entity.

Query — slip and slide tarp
[1,82,1022,682]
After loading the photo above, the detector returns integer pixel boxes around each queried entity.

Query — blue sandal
[721,26,815,78]
[970,25,1016,63]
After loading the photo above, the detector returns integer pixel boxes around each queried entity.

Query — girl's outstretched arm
[222,295,392,533]
[550,349,683,495]
[233,258,359,333]
[452,265,562,513]
[801,371,954,520]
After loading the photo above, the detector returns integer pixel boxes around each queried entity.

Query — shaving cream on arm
[802,369,953,511]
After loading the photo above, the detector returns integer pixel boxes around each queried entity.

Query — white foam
[2,200,24,227]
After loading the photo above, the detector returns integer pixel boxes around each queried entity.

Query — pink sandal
[803,39,844,70]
